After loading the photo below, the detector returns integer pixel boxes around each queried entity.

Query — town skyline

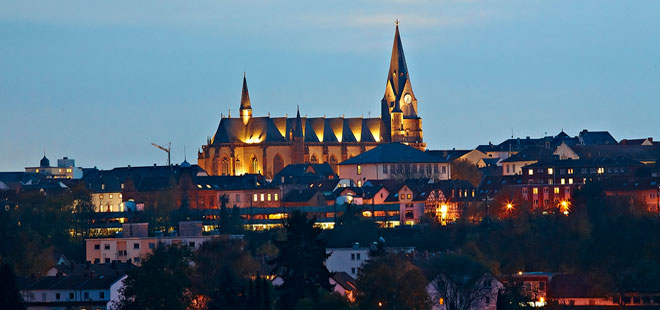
[2,0,660,171]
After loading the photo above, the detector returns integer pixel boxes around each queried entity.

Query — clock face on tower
[404,93,412,104]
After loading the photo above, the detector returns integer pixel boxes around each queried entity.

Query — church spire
[240,73,252,125]
[387,22,409,97]
[293,105,303,138]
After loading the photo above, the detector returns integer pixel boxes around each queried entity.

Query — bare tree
[429,255,498,310]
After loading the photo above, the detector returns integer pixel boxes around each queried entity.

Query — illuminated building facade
[198,24,425,178]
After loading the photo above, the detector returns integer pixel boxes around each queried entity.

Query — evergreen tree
[271,211,332,309]
[113,245,193,310]
[0,264,26,310]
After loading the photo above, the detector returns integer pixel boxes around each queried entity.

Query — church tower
[381,22,424,148]
[239,73,252,125]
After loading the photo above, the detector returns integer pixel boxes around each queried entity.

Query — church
[198,24,425,178]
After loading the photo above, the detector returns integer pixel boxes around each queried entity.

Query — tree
[356,254,430,310]
[112,245,194,310]
[450,159,482,187]
[430,254,496,310]
[271,211,332,309]
[193,238,258,300]
[294,291,353,310]
[0,264,26,310]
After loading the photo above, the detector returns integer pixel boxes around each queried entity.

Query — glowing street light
[439,204,448,226]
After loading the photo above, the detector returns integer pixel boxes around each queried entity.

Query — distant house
[18,272,126,310]
[577,129,617,146]
[427,149,488,166]
[86,222,225,265]
[338,143,450,186]
[326,245,370,278]
[427,272,502,310]
[330,272,357,302]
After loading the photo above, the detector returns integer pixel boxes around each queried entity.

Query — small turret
[239,73,252,125]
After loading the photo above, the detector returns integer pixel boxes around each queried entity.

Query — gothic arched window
[221,157,229,176]
[250,156,259,174]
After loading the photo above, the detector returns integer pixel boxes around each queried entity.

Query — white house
[19,273,126,310]
[326,245,370,277]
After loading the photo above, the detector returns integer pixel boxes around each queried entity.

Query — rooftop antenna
[151,142,171,166]
[511,129,514,139]
[184,146,187,162]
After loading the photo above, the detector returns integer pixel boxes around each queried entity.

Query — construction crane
[151,142,171,166]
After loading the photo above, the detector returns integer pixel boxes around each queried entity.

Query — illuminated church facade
[198,24,425,178]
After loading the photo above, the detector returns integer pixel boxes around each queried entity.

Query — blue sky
[1,0,659,171]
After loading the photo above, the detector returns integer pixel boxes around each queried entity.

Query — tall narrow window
[357,165,362,175]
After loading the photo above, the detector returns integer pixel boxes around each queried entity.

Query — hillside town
[2,23,660,310]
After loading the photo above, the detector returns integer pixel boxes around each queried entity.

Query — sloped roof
[426,150,472,161]
[331,272,357,291]
[501,147,555,163]
[571,145,660,162]
[578,130,617,145]
[19,273,125,291]
[339,143,447,165]
[211,116,383,145]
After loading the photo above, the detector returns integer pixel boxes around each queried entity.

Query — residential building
[85,222,225,265]
[326,245,370,277]
[338,143,450,186]
[18,272,126,310]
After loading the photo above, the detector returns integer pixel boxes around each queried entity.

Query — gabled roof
[331,272,357,291]
[272,163,337,185]
[339,143,447,165]
[19,273,125,291]
[501,147,555,163]
[426,150,472,161]
[578,130,617,145]
[570,145,660,163]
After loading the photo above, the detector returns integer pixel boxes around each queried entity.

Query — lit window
[253,194,258,202]
[357,165,362,175]
[35,169,39,173]
[533,188,539,194]
[121,183,125,189]
[554,187,560,194]
[597,167,604,174]
[528,169,534,175]
[561,178,565,185]
[260,194,265,202]
[274,194,279,201]
[407,194,411,199]
[548,168,553,174]
[66,168,72,173]
[569,178,573,184]
[109,194,113,199]
[101,184,105,190]
[357,180,362,187]
[568,169,573,174]
[119,194,123,199]
[267,194,271,201]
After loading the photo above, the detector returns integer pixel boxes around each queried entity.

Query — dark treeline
[3,182,660,309]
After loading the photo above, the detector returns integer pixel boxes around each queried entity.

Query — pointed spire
[240,73,251,110]
[387,22,409,97]
[293,106,303,138]
[240,73,252,125]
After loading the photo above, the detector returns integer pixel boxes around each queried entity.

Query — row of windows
[379,164,446,175]
[529,167,627,176]
[252,193,279,202]
[98,193,122,200]
[522,187,571,195]
[35,291,104,302]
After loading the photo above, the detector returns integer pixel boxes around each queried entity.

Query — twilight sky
[1,0,659,171]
